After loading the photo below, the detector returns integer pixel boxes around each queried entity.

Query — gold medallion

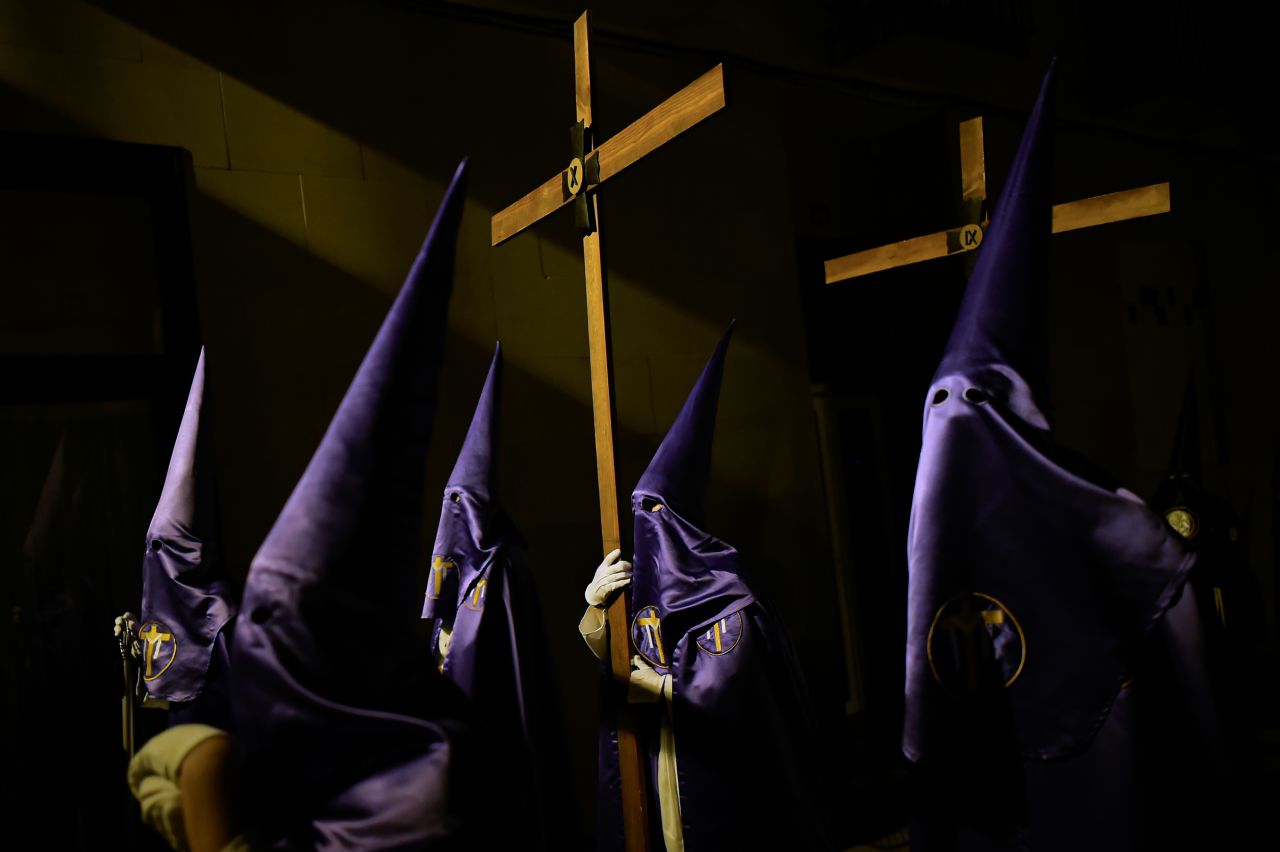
[1164,507,1198,540]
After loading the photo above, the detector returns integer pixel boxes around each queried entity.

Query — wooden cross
[823,116,1171,283]
[490,11,726,850]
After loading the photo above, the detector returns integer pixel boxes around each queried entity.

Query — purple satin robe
[422,344,573,851]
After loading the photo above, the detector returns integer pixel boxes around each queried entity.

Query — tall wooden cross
[490,11,726,850]
[823,116,1171,283]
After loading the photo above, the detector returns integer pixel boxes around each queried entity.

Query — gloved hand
[114,612,140,661]
[436,624,453,672]
[127,724,229,850]
[585,548,632,607]
[627,655,671,704]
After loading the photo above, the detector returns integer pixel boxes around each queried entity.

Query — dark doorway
[0,133,200,850]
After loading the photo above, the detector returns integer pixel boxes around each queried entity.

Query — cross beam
[823,116,1171,284]
[492,60,725,245]
[490,12,726,851]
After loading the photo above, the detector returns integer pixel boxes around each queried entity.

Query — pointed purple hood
[424,343,505,625]
[245,160,469,683]
[935,60,1056,429]
[232,160,473,848]
[149,349,215,542]
[447,342,501,503]
[140,348,237,705]
[630,322,749,660]
[633,321,735,527]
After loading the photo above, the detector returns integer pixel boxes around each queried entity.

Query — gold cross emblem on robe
[140,623,173,679]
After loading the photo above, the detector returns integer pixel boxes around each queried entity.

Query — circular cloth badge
[631,605,669,668]
[927,592,1025,692]
[138,620,178,682]
[695,610,744,656]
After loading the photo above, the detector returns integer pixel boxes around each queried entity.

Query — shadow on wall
[78,0,791,337]
[44,0,833,573]
[42,0,839,699]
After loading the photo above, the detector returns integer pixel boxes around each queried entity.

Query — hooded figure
[422,343,573,851]
[584,324,832,852]
[1150,377,1259,644]
[139,348,238,729]
[1147,377,1264,834]
[904,64,1227,851]
[231,160,477,850]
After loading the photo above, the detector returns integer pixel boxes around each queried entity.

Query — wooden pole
[574,13,651,850]
[489,16,726,845]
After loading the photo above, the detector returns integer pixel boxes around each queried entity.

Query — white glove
[627,655,671,704]
[436,624,453,673]
[585,548,632,607]
[127,724,229,850]
[115,612,141,661]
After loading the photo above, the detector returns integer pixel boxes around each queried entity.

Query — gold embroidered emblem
[139,621,178,681]
[631,605,667,667]
[426,555,457,600]
[926,593,1025,691]
[464,577,488,612]
[696,610,744,656]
